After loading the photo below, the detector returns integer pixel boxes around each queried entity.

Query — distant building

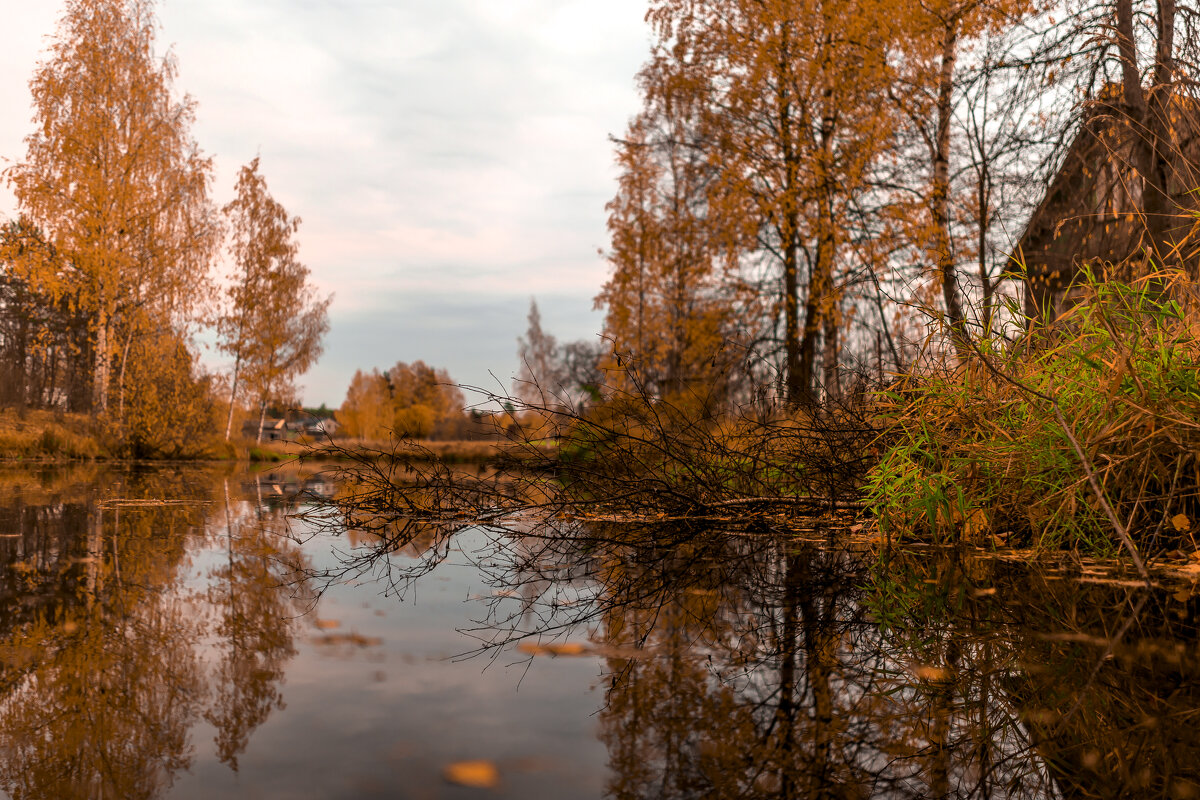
[286,413,340,438]
[1018,87,1200,319]
[244,417,288,441]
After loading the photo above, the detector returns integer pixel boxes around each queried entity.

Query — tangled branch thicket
[308,264,1200,573]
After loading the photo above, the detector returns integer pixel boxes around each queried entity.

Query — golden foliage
[219,157,331,441]
[118,332,221,459]
[337,362,467,441]
[7,0,218,415]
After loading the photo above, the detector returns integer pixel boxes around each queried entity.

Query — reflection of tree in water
[0,468,312,799]
[327,503,1200,799]
[204,477,312,771]
[592,530,895,799]
[589,529,1200,799]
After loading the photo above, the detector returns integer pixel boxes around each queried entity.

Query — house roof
[1017,87,1200,314]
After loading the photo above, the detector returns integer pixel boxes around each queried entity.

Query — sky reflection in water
[0,465,1198,799]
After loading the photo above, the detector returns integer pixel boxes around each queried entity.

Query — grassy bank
[0,409,518,466]
[0,408,106,460]
[865,270,1200,556]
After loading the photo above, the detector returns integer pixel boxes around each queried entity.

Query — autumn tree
[883,0,1037,348]
[385,361,467,439]
[217,158,331,443]
[6,0,218,415]
[642,0,897,406]
[337,369,391,440]
[0,220,93,409]
[337,361,467,441]
[120,331,220,458]
[597,81,743,408]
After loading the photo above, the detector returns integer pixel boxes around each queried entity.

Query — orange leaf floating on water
[314,618,340,630]
[516,641,589,657]
[443,760,500,789]
[312,632,382,647]
[1172,514,1192,532]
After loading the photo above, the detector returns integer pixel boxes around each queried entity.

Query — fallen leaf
[1172,514,1192,532]
[314,618,340,630]
[516,641,589,657]
[443,760,500,789]
[312,633,383,647]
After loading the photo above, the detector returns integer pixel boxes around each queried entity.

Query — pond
[0,464,1198,799]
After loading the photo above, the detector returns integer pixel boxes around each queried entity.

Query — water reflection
[591,530,1200,799]
[4,464,1200,798]
[327,511,1200,799]
[0,467,310,799]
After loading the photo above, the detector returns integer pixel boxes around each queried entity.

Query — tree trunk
[1144,0,1177,261]
[799,87,838,408]
[771,24,810,409]
[224,354,242,442]
[117,325,134,421]
[787,230,809,407]
[932,22,967,350]
[1115,0,1178,268]
[783,203,806,404]
[977,159,994,332]
[822,286,839,402]
[256,398,267,445]
[93,301,110,414]
[1115,0,1145,115]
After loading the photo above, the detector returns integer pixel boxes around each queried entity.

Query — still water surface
[1,465,1199,799]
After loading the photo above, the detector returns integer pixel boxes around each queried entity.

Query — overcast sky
[0,0,650,407]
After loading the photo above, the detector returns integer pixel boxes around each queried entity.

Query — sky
[0,0,651,408]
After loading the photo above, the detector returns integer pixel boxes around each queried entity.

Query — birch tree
[6,0,217,415]
[218,158,331,442]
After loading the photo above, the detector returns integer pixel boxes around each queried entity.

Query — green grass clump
[866,269,1200,553]
[248,446,286,463]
